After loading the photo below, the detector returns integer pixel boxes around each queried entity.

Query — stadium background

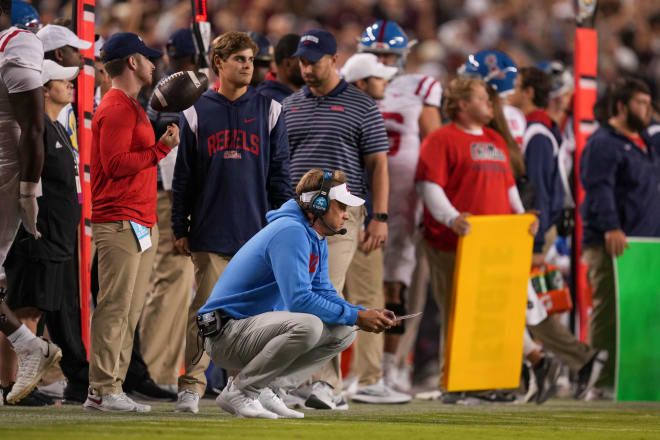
[28,0,660,106]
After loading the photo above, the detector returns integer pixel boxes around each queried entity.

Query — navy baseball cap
[293,29,337,63]
[100,32,162,63]
[167,29,196,59]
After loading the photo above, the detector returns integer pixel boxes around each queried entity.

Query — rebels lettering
[207,129,259,157]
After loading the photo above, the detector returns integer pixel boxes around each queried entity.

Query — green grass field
[2,398,660,439]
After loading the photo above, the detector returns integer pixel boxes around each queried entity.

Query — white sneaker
[6,338,62,404]
[351,380,412,404]
[38,379,67,399]
[280,386,311,409]
[216,378,278,419]
[259,388,304,418]
[304,381,336,410]
[83,391,149,412]
[414,389,443,401]
[175,390,200,413]
[124,394,152,412]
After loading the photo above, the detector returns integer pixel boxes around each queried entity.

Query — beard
[626,110,648,133]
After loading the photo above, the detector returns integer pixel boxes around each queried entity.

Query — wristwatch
[373,213,389,223]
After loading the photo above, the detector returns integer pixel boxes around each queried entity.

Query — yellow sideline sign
[443,214,535,392]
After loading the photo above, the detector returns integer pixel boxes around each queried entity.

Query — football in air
[150,70,209,112]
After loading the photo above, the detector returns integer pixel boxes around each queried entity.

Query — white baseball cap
[340,53,398,84]
[41,60,79,85]
[37,25,92,52]
[301,183,365,207]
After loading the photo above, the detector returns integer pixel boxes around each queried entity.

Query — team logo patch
[470,142,506,162]
[301,35,319,44]
[330,105,344,112]
[309,254,319,273]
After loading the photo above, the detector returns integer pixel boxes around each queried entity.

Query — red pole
[74,0,95,358]
[573,28,598,342]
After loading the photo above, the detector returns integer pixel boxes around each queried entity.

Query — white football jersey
[377,73,441,286]
[378,74,442,180]
[0,27,43,173]
[503,104,526,149]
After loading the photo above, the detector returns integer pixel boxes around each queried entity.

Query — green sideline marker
[614,238,660,401]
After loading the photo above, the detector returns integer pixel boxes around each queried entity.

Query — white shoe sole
[7,345,62,404]
[351,394,412,404]
[83,401,135,412]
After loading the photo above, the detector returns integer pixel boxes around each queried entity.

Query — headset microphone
[319,215,347,236]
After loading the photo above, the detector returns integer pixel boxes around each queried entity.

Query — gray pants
[205,311,355,397]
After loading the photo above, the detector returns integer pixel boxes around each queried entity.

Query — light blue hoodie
[199,199,363,325]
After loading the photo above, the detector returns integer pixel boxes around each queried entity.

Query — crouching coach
[197,169,395,419]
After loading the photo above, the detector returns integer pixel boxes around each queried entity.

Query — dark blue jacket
[255,78,294,104]
[581,124,660,247]
[172,87,293,255]
[523,110,564,253]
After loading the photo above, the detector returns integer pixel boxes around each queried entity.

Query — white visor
[301,183,365,207]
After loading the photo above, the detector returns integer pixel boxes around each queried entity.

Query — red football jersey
[415,123,515,251]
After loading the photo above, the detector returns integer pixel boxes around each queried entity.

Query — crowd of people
[1,0,659,419]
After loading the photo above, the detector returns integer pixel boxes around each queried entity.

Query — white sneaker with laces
[351,380,412,404]
[175,390,200,413]
[7,338,62,404]
[216,378,278,418]
[83,391,143,412]
[259,388,304,418]
[304,381,336,410]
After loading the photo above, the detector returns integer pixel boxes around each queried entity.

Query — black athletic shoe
[129,378,177,402]
[575,350,608,400]
[2,384,54,406]
[533,355,561,404]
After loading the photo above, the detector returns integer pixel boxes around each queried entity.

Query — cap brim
[329,183,365,207]
[52,66,80,81]
[379,65,398,81]
[335,192,365,207]
[139,46,163,59]
[293,47,323,63]
[69,38,93,50]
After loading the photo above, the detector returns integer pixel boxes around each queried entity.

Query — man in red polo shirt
[84,33,179,413]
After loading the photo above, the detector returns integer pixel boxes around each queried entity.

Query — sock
[7,324,36,350]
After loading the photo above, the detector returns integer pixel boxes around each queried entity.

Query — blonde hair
[210,31,258,75]
[443,77,487,121]
[295,169,347,196]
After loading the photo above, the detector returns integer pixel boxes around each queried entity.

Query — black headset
[308,171,333,219]
[301,171,347,235]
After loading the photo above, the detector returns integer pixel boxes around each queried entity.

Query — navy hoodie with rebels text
[172,87,293,255]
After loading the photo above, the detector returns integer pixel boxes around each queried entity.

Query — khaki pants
[206,312,355,397]
[528,314,597,372]
[178,251,231,395]
[139,191,194,385]
[89,221,159,395]
[310,205,364,393]
[344,247,384,386]
[422,240,456,389]
[583,244,615,387]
